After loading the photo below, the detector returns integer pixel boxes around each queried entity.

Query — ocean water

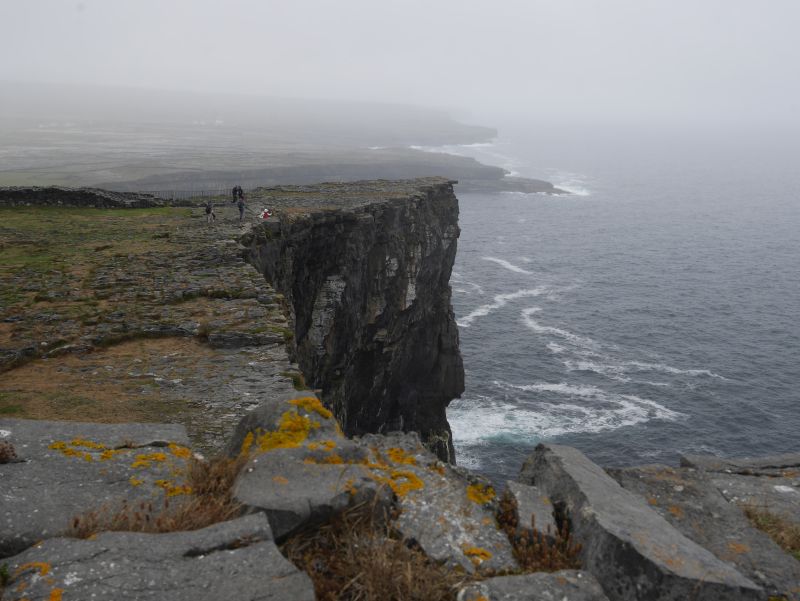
[440,123,800,482]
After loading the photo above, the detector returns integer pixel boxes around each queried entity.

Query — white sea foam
[622,361,729,380]
[448,381,681,445]
[482,256,533,275]
[457,288,547,327]
[521,307,601,350]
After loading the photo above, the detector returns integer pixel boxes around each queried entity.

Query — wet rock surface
[519,444,763,601]
[458,570,609,601]
[0,419,191,558]
[610,464,800,600]
[0,514,314,601]
[242,178,465,462]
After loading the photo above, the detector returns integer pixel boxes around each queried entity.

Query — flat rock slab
[711,472,800,528]
[506,480,558,536]
[0,419,192,558]
[610,464,800,600]
[681,453,800,477]
[0,514,314,601]
[235,441,385,539]
[519,444,763,601]
[458,570,609,601]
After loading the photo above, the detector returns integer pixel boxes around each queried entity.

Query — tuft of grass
[281,503,468,601]
[280,370,307,391]
[742,505,800,561]
[68,454,247,537]
[0,404,24,415]
[0,562,9,595]
[496,490,582,572]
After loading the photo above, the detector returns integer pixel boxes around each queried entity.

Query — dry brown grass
[68,454,247,537]
[281,503,468,601]
[742,505,800,562]
[496,490,582,572]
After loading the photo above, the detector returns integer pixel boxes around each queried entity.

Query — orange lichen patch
[49,588,64,601]
[372,469,424,498]
[343,478,358,496]
[14,561,51,577]
[648,497,659,506]
[273,475,289,485]
[728,541,751,555]
[129,476,144,486]
[254,410,321,453]
[668,505,684,519]
[289,396,333,420]
[99,449,125,461]
[466,483,496,505]
[131,452,168,469]
[70,438,107,450]
[427,462,446,476]
[48,441,68,451]
[462,546,492,566]
[168,443,192,459]
[387,447,417,466]
[307,440,336,451]
[154,479,192,497]
[239,431,254,456]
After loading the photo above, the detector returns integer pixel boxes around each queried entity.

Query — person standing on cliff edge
[237,194,246,224]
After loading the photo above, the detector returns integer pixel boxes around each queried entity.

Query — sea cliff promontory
[1,182,798,601]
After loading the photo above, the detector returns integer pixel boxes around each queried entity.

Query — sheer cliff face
[241,179,464,462]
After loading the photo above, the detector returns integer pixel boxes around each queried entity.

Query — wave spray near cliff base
[444,129,800,482]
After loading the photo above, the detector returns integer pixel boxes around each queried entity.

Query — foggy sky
[2,0,799,127]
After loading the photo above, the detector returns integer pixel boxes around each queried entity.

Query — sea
[419,121,800,483]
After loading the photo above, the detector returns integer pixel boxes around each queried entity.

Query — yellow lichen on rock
[255,410,321,453]
[168,443,192,459]
[462,546,492,566]
[373,469,424,497]
[131,452,168,469]
[387,447,417,465]
[466,483,496,505]
[14,561,51,577]
[289,396,333,420]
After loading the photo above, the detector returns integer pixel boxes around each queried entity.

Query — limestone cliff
[241,178,464,461]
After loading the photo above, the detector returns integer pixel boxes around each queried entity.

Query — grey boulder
[519,444,763,601]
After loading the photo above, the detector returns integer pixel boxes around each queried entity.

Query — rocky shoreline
[1,182,798,600]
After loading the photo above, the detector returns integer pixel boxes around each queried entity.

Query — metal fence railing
[136,187,254,201]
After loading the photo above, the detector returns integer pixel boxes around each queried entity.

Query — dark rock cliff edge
[241,178,465,462]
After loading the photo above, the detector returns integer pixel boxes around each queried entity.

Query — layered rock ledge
[242,178,465,461]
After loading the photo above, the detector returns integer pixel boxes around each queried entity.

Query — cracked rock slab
[458,570,609,601]
[0,419,192,558]
[361,433,518,574]
[519,444,763,601]
[610,464,800,600]
[0,514,314,601]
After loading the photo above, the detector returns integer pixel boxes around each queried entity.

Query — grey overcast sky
[2,0,799,126]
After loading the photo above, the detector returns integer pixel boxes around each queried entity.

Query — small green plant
[0,562,9,588]
[280,370,307,391]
